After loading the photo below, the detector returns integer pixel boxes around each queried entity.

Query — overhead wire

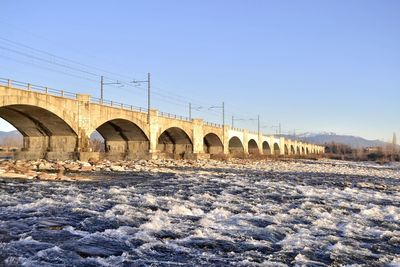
[0,35,266,127]
[0,37,229,117]
[0,36,133,81]
[0,54,99,84]
[0,20,269,125]
[0,37,246,120]
[0,20,135,80]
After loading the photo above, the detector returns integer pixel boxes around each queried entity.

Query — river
[0,161,399,266]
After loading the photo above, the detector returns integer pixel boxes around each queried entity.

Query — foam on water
[0,160,399,266]
[168,204,204,216]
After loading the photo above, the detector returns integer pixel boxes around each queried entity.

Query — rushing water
[0,164,399,266]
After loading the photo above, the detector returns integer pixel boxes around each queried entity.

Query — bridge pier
[46,136,78,160]
[15,136,48,160]
[148,109,159,154]
[243,130,249,155]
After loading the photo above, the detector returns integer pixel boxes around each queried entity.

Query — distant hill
[284,132,397,149]
[0,130,23,146]
[0,130,22,139]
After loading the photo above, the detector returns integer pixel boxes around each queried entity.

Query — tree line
[324,142,399,162]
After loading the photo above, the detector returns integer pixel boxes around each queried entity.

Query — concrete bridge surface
[0,78,324,161]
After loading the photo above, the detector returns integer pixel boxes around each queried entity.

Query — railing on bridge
[231,127,245,132]
[90,96,147,113]
[159,111,191,122]
[204,121,223,128]
[0,78,78,99]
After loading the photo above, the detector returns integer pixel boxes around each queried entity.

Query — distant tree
[1,136,22,147]
[89,139,105,152]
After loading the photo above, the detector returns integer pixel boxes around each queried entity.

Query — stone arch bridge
[0,79,324,160]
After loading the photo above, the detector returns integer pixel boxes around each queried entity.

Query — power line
[0,22,271,125]
[0,41,206,109]
[0,20,135,80]
[0,45,101,77]
[0,37,266,127]
[0,36,134,81]
[0,38,227,117]
[0,54,99,83]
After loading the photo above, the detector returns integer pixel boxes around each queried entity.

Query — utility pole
[100,75,121,102]
[147,72,151,122]
[248,115,261,135]
[222,102,225,149]
[232,115,246,128]
[209,102,225,126]
[270,123,281,136]
[189,103,202,121]
[101,75,103,100]
[131,72,151,123]
[279,122,281,136]
[189,103,192,120]
[222,102,225,128]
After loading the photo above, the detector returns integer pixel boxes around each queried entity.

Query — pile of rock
[1,157,399,182]
[0,159,94,181]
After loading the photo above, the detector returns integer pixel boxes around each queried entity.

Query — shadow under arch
[248,139,259,154]
[273,143,280,155]
[0,104,78,159]
[262,141,271,155]
[229,136,244,156]
[158,127,193,158]
[203,133,223,155]
[94,118,149,158]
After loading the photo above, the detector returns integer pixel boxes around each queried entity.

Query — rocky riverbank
[0,158,399,182]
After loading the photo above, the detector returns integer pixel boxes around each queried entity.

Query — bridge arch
[284,144,289,155]
[157,127,193,157]
[0,104,78,158]
[93,118,149,155]
[203,133,223,154]
[262,141,271,155]
[229,136,244,155]
[0,99,78,134]
[290,145,295,155]
[89,115,148,140]
[273,143,280,155]
[248,139,259,155]
[296,146,300,155]
[301,147,305,155]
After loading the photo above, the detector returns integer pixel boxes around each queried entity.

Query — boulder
[110,165,125,172]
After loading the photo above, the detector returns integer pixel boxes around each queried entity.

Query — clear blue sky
[1,0,399,141]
